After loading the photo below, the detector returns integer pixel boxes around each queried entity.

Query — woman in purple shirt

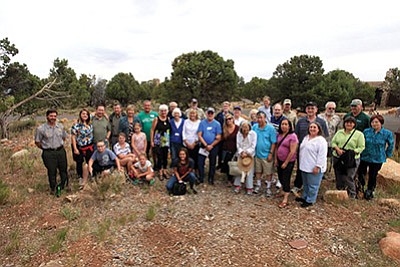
[274,118,298,208]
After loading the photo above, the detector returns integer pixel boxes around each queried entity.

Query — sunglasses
[327,107,335,110]
[226,117,233,121]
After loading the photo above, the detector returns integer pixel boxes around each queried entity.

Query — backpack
[172,182,187,196]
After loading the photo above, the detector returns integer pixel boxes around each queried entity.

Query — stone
[379,232,400,263]
[377,198,400,209]
[289,239,308,250]
[323,190,349,203]
[10,149,29,159]
[378,159,400,185]
[27,188,35,193]
[65,194,79,203]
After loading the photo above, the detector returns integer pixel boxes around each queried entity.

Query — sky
[1,0,400,83]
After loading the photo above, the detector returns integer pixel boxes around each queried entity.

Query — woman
[233,121,257,194]
[71,108,93,187]
[297,122,327,207]
[220,113,239,185]
[182,109,201,172]
[359,114,394,200]
[119,104,140,146]
[150,104,171,180]
[166,147,197,194]
[170,108,185,165]
[331,116,365,199]
[274,119,298,208]
[249,109,258,126]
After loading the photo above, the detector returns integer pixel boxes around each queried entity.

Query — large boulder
[378,159,400,185]
[379,232,400,263]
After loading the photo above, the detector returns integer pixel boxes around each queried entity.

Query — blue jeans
[166,172,196,192]
[301,171,323,204]
[170,142,183,167]
[198,146,218,183]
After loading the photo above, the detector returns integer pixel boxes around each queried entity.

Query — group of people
[35,97,395,206]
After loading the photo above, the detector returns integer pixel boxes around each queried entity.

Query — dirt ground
[1,128,399,267]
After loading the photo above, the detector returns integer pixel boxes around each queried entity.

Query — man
[35,109,68,196]
[137,100,158,159]
[168,101,186,119]
[185,98,206,120]
[270,103,286,131]
[109,102,126,148]
[344,99,370,132]
[233,106,245,126]
[88,140,122,176]
[258,96,272,123]
[252,111,277,196]
[282,99,298,128]
[197,107,222,185]
[216,101,233,126]
[92,104,111,148]
[318,101,341,159]
[293,102,329,195]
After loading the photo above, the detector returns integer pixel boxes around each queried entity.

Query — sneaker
[253,186,260,194]
[132,179,139,185]
[291,187,301,194]
[149,179,155,186]
[301,201,313,208]
[233,186,240,194]
[265,188,272,197]
[246,189,253,195]
[78,177,84,186]
[364,190,374,200]
[275,179,282,189]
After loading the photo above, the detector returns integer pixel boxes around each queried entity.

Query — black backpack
[172,182,187,196]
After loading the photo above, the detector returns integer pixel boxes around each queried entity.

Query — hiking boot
[364,190,374,200]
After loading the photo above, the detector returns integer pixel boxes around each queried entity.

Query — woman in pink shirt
[275,118,298,208]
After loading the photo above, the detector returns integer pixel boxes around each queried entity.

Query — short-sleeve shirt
[134,160,153,173]
[92,116,111,143]
[252,123,277,158]
[172,158,195,176]
[344,112,370,132]
[113,142,131,156]
[276,133,298,162]
[71,122,93,147]
[35,122,68,149]
[197,119,222,145]
[91,148,117,166]
[137,111,158,141]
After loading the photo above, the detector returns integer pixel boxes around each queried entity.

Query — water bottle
[56,185,61,197]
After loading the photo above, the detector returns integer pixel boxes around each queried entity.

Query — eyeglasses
[226,118,233,121]
[327,107,335,110]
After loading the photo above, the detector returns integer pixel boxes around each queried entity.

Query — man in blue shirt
[197,107,222,185]
[252,111,277,195]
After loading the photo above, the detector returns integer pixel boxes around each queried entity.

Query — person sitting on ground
[88,140,122,177]
[166,148,197,194]
[130,153,155,185]
[113,132,136,173]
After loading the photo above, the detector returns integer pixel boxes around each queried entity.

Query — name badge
[207,127,212,130]
[175,133,180,136]
[150,114,155,118]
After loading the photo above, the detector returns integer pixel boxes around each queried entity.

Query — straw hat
[237,156,253,172]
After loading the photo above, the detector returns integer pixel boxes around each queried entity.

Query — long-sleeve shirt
[182,119,200,145]
[299,135,327,173]
[331,129,365,159]
[361,127,394,163]
[237,130,257,157]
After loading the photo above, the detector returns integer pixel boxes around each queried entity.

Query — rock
[323,190,349,203]
[379,232,400,263]
[65,194,79,203]
[377,198,400,209]
[39,260,63,267]
[10,149,29,159]
[27,188,34,193]
[1,138,8,144]
[378,159,400,185]
[289,239,308,249]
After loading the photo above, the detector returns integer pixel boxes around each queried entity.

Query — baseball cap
[350,99,362,106]
[191,98,198,103]
[206,107,215,113]
[283,99,291,105]
[305,101,317,107]
[233,106,241,111]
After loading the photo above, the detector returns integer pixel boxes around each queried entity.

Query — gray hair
[172,107,182,117]
[325,101,336,109]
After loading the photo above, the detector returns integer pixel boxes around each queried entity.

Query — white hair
[172,107,182,117]
[325,101,336,109]
[159,104,168,111]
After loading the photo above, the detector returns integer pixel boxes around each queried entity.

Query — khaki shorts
[255,157,274,176]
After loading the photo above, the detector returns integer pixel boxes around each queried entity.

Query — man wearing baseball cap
[185,98,206,120]
[344,99,370,132]
[283,99,298,128]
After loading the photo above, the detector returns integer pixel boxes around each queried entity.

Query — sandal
[278,202,289,208]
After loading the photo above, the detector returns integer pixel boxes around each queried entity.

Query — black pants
[187,144,200,170]
[294,151,302,189]
[92,161,116,175]
[358,160,383,192]
[277,160,295,193]
[72,144,94,177]
[42,148,68,191]
[155,146,169,170]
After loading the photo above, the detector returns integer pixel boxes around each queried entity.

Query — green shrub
[0,180,10,205]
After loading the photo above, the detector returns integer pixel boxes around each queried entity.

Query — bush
[0,180,10,205]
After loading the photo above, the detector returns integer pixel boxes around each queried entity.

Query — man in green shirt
[92,104,111,148]
[137,100,158,158]
[344,99,370,132]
